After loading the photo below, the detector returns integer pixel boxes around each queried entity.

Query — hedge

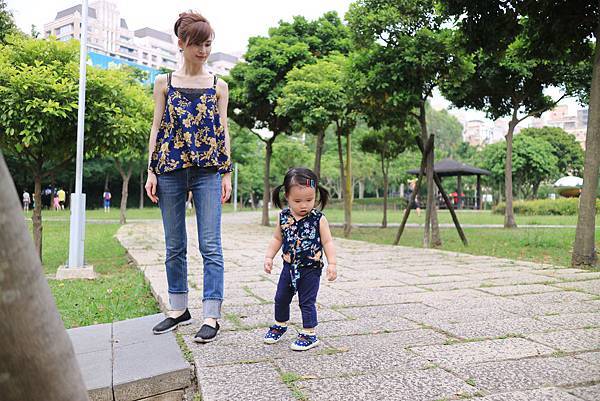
[492,198,600,216]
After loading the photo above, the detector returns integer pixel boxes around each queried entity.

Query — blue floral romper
[280,208,324,292]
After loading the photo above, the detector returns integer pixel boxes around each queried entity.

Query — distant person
[103,189,112,213]
[407,179,421,217]
[53,191,60,211]
[22,190,30,212]
[57,188,66,210]
[144,11,232,342]
[43,186,52,209]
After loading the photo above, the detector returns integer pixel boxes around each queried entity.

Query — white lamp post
[57,0,95,279]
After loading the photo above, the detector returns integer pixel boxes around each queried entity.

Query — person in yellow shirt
[57,188,66,210]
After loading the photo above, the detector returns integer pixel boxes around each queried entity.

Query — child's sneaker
[290,333,320,351]
[264,324,288,344]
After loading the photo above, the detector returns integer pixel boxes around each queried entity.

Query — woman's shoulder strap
[213,74,218,89]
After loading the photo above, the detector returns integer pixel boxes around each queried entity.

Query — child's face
[286,185,316,217]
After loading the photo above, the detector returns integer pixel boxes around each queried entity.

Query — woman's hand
[145,171,159,203]
[221,173,232,204]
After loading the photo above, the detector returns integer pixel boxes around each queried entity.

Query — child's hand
[264,257,273,274]
[326,263,337,281]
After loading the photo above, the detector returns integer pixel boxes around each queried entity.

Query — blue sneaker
[290,333,320,351]
[264,324,288,344]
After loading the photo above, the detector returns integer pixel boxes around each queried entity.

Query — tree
[426,103,464,156]
[228,32,312,225]
[441,0,589,228]
[228,12,350,225]
[347,0,472,247]
[277,53,357,235]
[519,127,584,179]
[0,36,145,259]
[520,0,599,267]
[229,121,264,208]
[0,0,18,44]
[0,151,89,401]
[480,135,559,199]
[360,125,415,227]
[100,69,153,224]
[277,55,344,179]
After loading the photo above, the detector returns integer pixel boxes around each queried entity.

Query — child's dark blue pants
[274,262,322,328]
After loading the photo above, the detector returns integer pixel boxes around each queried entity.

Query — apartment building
[44,1,177,71]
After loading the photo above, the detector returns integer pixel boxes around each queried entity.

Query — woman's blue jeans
[157,166,224,319]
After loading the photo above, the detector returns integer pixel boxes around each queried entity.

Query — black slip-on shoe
[193,321,220,343]
[152,309,192,334]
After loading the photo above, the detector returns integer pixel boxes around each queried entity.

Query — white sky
[6,0,354,55]
[7,0,581,125]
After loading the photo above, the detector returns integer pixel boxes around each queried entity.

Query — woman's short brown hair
[174,11,214,46]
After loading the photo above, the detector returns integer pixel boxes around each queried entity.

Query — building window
[56,24,73,36]
[152,55,157,61]
[143,52,148,59]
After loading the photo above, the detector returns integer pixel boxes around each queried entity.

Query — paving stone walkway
[117,212,600,401]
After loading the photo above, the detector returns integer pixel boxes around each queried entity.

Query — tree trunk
[262,139,273,226]
[104,172,109,191]
[336,124,346,201]
[0,153,90,401]
[431,186,442,247]
[504,113,518,228]
[419,102,438,247]
[313,128,325,180]
[381,153,388,228]
[139,168,144,209]
[115,161,132,225]
[32,173,43,261]
[572,36,600,267]
[344,130,353,237]
[358,179,365,199]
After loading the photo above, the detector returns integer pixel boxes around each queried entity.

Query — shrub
[328,197,409,210]
[492,198,600,216]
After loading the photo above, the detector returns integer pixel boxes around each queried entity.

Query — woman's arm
[144,74,167,203]
[216,78,232,203]
[320,216,337,281]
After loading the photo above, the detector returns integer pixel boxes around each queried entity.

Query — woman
[145,11,232,343]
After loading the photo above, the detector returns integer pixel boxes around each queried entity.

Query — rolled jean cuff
[203,298,222,319]
[169,292,188,310]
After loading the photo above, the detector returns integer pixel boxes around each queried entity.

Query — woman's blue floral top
[149,73,232,175]
[279,208,324,291]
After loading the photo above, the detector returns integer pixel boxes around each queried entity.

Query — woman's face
[179,38,212,65]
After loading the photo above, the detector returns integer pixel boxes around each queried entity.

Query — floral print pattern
[149,73,232,175]
[280,208,323,291]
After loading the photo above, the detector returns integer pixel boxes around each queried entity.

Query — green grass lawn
[332,226,600,268]
[34,220,159,328]
[26,206,596,226]
[24,203,238,220]
[322,208,594,226]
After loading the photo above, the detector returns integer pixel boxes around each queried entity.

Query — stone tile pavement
[117,212,600,401]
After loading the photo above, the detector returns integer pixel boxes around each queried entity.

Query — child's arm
[264,217,283,274]
[319,216,337,281]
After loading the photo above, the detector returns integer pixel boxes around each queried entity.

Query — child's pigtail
[271,184,285,209]
[316,184,329,210]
